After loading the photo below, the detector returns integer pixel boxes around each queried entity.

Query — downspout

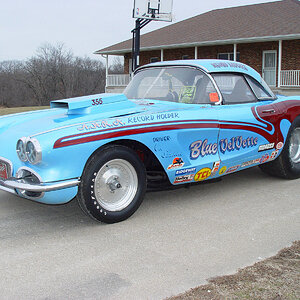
[278,40,282,88]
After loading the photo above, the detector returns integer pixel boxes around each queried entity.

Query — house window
[182,55,189,60]
[217,52,240,61]
[150,57,159,63]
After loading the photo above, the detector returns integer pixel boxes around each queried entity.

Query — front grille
[16,168,43,199]
[0,157,13,180]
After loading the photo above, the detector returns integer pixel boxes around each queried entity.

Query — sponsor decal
[270,150,279,160]
[175,167,196,176]
[211,62,248,71]
[219,136,258,154]
[258,143,275,152]
[241,158,260,167]
[77,119,125,131]
[219,166,227,175]
[225,165,240,174]
[194,168,211,181]
[260,154,270,164]
[167,157,184,170]
[153,136,171,143]
[127,112,179,124]
[174,174,194,184]
[276,142,283,150]
[189,139,218,159]
[211,161,220,176]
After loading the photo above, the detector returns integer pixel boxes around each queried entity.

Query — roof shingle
[96,0,300,55]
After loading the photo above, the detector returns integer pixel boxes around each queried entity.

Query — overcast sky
[1,0,278,62]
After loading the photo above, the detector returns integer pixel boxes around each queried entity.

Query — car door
[212,73,278,174]
[175,73,222,183]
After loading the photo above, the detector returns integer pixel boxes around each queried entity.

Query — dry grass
[167,241,300,300]
[0,106,49,116]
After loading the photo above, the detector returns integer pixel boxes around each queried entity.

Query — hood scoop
[50,93,137,115]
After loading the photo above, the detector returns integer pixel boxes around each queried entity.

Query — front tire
[259,117,300,179]
[77,145,146,223]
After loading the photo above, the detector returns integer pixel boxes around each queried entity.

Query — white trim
[195,46,198,59]
[161,49,164,61]
[96,34,300,55]
[101,55,109,88]
[233,44,237,61]
[278,40,282,87]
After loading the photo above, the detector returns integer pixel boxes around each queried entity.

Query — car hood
[0,93,193,140]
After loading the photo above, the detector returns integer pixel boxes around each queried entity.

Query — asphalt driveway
[0,167,299,300]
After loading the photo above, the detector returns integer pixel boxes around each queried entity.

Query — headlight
[16,137,42,165]
[16,137,27,162]
[25,138,42,165]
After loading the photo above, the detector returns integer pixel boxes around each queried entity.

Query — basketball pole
[131,18,151,72]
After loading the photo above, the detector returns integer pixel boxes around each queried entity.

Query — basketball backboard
[133,0,173,22]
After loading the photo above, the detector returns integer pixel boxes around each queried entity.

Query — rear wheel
[259,117,300,179]
[77,145,146,223]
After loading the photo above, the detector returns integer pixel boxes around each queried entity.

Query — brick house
[95,0,300,94]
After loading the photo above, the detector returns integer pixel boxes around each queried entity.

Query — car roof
[140,59,262,82]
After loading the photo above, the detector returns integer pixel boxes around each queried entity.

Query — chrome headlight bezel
[16,137,28,162]
[25,138,42,165]
[16,137,42,165]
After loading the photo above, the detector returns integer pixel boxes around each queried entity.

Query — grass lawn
[168,241,300,300]
[0,106,49,116]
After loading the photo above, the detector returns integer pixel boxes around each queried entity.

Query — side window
[213,74,256,104]
[245,75,274,100]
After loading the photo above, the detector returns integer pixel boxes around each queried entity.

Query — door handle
[262,109,276,113]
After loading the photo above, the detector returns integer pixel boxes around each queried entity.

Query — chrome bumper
[0,177,80,193]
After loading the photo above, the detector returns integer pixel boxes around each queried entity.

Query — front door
[262,51,277,87]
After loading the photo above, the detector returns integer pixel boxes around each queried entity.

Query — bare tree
[109,56,124,74]
[0,43,107,107]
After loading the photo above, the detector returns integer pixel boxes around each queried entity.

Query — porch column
[195,46,198,59]
[233,44,237,61]
[105,55,109,87]
[278,40,282,87]
[161,49,164,61]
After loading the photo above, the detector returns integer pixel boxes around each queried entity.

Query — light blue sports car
[1,59,300,223]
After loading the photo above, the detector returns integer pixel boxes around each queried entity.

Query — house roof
[95,0,300,55]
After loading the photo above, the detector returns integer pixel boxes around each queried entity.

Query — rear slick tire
[259,116,300,179]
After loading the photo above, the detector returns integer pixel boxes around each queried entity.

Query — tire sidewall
[80,145,146,223]
[281,116,300,178]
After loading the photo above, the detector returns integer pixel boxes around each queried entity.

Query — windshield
[124,66,217,104]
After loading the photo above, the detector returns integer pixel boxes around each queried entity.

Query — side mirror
[209,92,220,103]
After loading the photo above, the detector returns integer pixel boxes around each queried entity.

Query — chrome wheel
[94,159,138,212]
[289,128,300,164]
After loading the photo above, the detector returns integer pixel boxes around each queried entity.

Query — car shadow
[0,166,286,234]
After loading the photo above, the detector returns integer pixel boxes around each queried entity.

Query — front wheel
[77,145,146,223]
[259,117,300,179]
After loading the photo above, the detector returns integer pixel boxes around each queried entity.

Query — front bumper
[0,156,80,198]
[0,177,80,193]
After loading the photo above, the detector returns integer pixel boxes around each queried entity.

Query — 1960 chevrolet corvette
[1,59,300,223]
